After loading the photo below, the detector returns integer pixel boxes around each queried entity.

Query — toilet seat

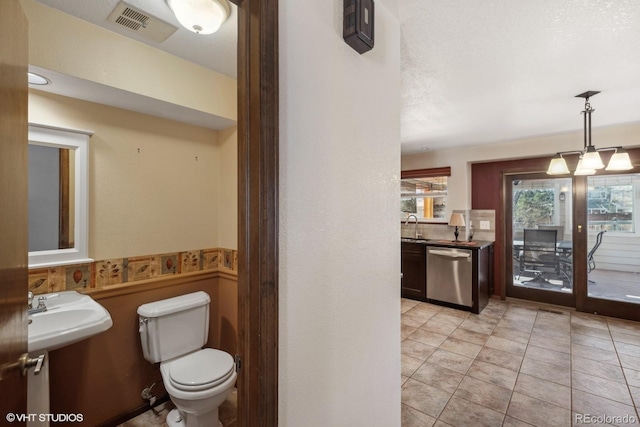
[167,349,235,392]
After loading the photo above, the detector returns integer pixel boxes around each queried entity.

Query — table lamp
[449,213,465,242]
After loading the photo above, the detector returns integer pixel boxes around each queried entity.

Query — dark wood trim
[58,148,71,248]
[401,166,451,178]
[236,0,279,425]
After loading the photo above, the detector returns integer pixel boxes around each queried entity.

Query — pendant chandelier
[547,91,633,175]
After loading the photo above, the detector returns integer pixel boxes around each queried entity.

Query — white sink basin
[28,291,113,352]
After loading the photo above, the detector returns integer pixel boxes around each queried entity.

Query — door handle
[0,353,46,379]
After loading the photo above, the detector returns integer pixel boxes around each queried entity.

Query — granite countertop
[401,238,494,249]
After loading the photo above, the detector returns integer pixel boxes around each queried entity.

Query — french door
[505,171,640,321]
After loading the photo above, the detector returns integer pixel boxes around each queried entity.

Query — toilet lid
[169,349,235,391]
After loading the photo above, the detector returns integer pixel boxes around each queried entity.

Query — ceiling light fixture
[28,72,50,86]
[167,0,230,35]
[547,91,633,175]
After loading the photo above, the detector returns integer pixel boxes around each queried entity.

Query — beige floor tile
[407,328,449,347]
[615,341,640,358]
[431,312,466,326]
[454,375,512,413]
[502,415,534,427]
[402,378,452,419]
[439,337,483,359]
[519,357,571,387]
[608,319,640,337]
[466,359,518,390]
[571,333,616,352]
[475,346,523,372]
[402,339,437,361]
[572,389,638,424]
[402,324,418,340]
[571,313,609,330]
[491,325,531,344]
[507,391,572,427]
[485,335,528,356]
[496,318,534,334]
[572,354,626,383]
[619,353,640,371]
[427,349,474,375]
[514,373,571,410]
[438,395,505,427]
[629,385,640,407]
[421,317,461,336]
[412,362,464,393]
[402,313,428,328]
[528,332,571,354]
[524,345,571,369]
[612,330,640,346]
[572,370,634,406]
[459,318,496,335]
[433,421,454,427]
[622,367,640,388]
[570,322,612,340]
[405,305,441,322]
[402,353,425,377]
[571,343,619,365]
[402,298,420,313]
[530,325,569,341]
[439,306,470,319]
[401,404,436,427]
[449,327,490,346]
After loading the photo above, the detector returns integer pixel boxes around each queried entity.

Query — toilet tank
[137,291,211,363]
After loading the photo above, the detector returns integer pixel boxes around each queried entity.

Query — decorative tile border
[28,247,238,295]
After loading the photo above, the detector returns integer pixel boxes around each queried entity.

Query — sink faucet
[404,214,421,239]
[28,296,48,315]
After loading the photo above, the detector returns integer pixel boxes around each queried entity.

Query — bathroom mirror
[28,124,93,267]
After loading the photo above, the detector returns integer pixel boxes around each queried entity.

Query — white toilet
[137,291,237,427]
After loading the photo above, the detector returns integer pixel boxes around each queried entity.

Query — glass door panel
[507,174,575,306]
[585,173,640,305]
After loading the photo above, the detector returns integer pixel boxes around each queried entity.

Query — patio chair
[519,229,558,285]
[558,230,606,285]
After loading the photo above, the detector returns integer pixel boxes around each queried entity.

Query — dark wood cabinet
[401,242,427,301]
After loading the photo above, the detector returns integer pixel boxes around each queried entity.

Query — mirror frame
[28,123,93,268]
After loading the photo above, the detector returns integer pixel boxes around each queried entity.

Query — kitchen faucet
[404,214,421,239]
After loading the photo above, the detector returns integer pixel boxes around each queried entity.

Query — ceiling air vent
[107,1,178,43]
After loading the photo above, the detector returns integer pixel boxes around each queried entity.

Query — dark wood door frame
[234,0,279,425]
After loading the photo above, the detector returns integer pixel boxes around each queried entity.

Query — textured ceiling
[400,0,640,153]
[30,1,640,150]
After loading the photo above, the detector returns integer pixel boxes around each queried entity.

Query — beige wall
[29,90,237,260]
[402,123,640,217]
[218,126,238,249]
[20,0,236,122]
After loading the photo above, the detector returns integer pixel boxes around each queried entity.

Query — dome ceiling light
[167,0,230,35]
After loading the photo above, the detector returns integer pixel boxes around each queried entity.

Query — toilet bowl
[137,292,237,427]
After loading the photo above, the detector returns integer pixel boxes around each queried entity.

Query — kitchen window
[401,167,450,222]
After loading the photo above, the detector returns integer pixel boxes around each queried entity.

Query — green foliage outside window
[513,189,554,228]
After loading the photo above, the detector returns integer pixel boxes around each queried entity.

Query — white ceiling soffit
[400,0,640,154]
[29,65,236,131]
[31,0,237,131]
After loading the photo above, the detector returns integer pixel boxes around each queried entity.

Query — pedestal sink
[27,291,112,427]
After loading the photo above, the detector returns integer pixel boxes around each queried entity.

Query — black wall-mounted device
[343,0,374,54]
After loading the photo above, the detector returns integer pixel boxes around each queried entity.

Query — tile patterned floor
[402,298,640,426]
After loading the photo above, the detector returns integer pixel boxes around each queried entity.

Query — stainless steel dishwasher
[426,247,473,307]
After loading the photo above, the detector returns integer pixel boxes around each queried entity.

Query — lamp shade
[167,0,230,34]
[581,147,605,169]
[574,157,595,176]
[448,213,465,227]
[605,148,633,171]
[547,155,570,175]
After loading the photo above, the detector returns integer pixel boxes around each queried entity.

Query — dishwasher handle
[428,248,471,259]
